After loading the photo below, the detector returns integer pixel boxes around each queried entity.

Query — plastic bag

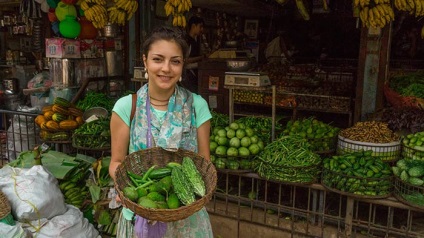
[25,205,100,238]
[26,71,52,89]
[0,165,67,222]
[0,222,32,238]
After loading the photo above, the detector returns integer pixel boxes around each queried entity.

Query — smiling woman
[109,26,214,237]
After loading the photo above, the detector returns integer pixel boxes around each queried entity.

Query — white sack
[0,222,32,238]
[26,205,100,238]
[0,165,66,221]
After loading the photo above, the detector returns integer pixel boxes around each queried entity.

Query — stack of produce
[235,116,284,145]
[376,107,424,134]
[35,97,84,141]
[402,132,424,161]
[122,157,205,209]
[338,121,401,162]
[282,118,340,153]
[385,72,424,109]
[73,117,111,149]
[392,159,424,208]
[255,136,321,184]
[76,91,116,112]
[322,150,392,197]
[233,91,264,104]
[210,122,265,171]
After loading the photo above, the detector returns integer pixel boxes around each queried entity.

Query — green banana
[63,182,77,191]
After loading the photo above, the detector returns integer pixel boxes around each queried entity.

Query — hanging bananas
[395,0,424,17]
[107,0,138,26]
[358,4,395,28]
[80,0,108,29]
[295,0,310,21]
[354,0,394,29]
[164,0,192,27]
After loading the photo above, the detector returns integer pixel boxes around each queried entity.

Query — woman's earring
[179,76,182,82]
[144,72,149,79]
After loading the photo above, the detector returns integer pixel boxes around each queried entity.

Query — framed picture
[155,0,168,19]
[244,20,258,39]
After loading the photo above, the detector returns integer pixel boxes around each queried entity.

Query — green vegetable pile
[210,110,229,129]
[210,122,265,171]
[322,150,392,197]
[402,132,424,161]
[282,117,340,152]
[76,91,116,112]
[122,157,206,209]
[73,117,111,149]
[255,136,321,184]
[393,159,424,187]
[389,72,424,99]
[235,116,284,144]
[393,159,424,207]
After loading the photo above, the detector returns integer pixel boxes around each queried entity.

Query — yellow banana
[421,25,424,39]
[407,0,415,9]
[295,0,310,21]
[359,9,365,25]
[80,1,89,11]
[177,2,183,13]
[322,0,328,11]
[363,7,369,23]
[354,0,360,7]
[172,15,177,26]
[415,0,422,16]
[165,2,172,16]
[376,4,386,18]
[182,15,186,27]
[372,7,381,19]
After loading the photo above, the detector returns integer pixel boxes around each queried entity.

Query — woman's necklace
[150,101,168,107]
[149,95,169,102]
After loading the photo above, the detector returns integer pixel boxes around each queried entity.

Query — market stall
[1,0,424,237]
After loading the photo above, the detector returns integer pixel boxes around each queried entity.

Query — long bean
[254,136,321,183]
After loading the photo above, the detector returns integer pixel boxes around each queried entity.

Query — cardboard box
[80,40,105,58]
[45,38,81,58]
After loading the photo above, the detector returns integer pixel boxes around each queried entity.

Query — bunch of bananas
[358,4,394,28]
[108,0,138,26]
[295,0,310,21]
[60,180,89,209]
[354,0,391,8]
[164,0,192,27]
[80,0,108,29]
[58,161,92,209]
[394,0,424,17]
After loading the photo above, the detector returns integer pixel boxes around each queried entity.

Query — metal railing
[207,171,424,238]
[0,109,40,165]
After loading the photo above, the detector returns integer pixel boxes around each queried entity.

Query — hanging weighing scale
[224,72,271,87]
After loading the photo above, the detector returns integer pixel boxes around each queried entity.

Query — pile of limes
[210,122,265,170]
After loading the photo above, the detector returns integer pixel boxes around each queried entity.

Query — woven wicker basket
[0,190,14,225]
[115,147,217,222]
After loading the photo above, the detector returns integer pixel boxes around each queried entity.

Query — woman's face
[144,39,184,90]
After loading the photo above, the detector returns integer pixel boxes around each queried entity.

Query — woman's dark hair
[142,26,189,60]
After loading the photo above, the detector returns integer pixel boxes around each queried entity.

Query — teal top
[113,93,211,128]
